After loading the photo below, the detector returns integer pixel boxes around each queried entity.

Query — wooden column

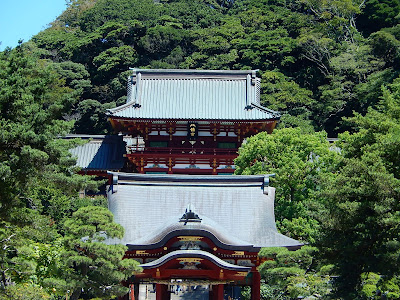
[251,271,261,300]
[134,283,139,300]
[156,284,170,300]
[210,284,224,300]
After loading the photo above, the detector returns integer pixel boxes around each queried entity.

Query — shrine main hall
[69,69,302,300]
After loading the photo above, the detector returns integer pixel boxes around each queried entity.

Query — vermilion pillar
[251,271,261,300]
[127,283,140,300]
[129,284,135,300]
[156,284,170,300]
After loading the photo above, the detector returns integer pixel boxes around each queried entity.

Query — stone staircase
[171,286,209,300]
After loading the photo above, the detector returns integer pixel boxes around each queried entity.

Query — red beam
[128,147,238,156]
[143,168,234,175]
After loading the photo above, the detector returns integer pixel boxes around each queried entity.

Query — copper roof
[107,69,280,121]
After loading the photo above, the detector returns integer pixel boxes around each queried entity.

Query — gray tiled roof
[67,135,126,171]
[107,173,301,249]
[107,69,280,121]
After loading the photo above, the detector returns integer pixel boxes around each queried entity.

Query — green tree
[0,222,34,289]
[357,0,400,36]
[315,43,386,132]
[242,246,331,300]
[0,43,100,294]
[235,128,337,243]
[369,29,400,69]
[62,206,141,300]
[339,77,400,177]
[260,71,315,131]
[318,154,400,299]
[0,283,51,300]
[358,272,400,299]
[93,46,138,75]
[0,44,96,219]
[0,216,61,292]
[53,61,92,100]
[299,0,365,43]
[73,99,115,134]
[317,79,400,298]
[181,16,243,69]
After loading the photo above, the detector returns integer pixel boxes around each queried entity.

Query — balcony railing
[127,147,238,156]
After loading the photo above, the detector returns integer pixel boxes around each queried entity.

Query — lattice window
[126,76,133,103]
[255,78,261,104]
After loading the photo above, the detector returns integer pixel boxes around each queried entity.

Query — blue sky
[0,0,67,51]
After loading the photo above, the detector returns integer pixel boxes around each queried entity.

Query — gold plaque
[177,258,203,263]
[177,236,203,242]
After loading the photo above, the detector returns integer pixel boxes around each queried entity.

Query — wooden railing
[127,147,238,156]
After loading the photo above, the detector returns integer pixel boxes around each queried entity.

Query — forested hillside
[1,0,400,299]
[27,0,400,136]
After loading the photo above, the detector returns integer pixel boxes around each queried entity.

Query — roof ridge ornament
[263,174,275,195]
[133,71,142,108]
[179,204,202,225]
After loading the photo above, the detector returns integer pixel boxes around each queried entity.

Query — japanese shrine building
[107,173,301,300]
[107,69,280,175]
[70,69,302,300]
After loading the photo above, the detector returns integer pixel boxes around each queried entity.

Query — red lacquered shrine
[70,69,302,300]
[107,69,280,175]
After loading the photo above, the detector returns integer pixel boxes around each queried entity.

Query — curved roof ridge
[129,213,255,250]
[107,100,136,114]
[250,102,281,117]
[139,249,251,271]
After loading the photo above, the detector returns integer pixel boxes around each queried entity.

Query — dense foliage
[0,45,140,299]
[2,0,400,299]
[235,128,338,243]
[62,206,141,300]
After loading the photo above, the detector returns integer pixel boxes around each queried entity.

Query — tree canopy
[0,44,140,299]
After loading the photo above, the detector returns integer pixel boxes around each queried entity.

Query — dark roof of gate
[67,135,125,171]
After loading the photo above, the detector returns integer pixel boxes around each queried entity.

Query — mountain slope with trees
[28,0,400,136]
